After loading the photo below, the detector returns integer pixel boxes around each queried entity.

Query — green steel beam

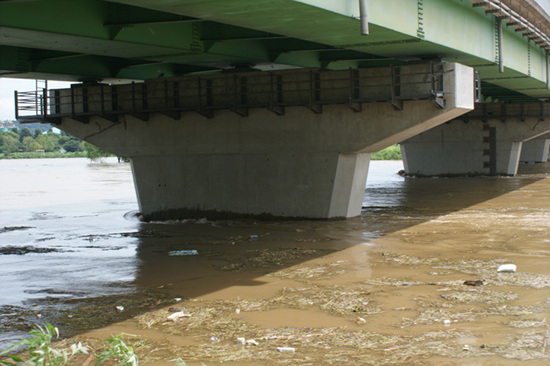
[0,0,550,102]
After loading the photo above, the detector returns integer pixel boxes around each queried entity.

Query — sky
[0,78,71,121]
[538,0,550,14]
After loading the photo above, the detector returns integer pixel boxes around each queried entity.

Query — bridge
[3,0,550,219]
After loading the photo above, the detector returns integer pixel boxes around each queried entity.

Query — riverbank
[0,146,400,160]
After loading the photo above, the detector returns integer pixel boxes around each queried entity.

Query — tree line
[0,126,119,161]
[0,127,83,155]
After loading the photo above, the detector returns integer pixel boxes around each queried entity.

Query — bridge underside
[2,0,550,104]
[49,63,473,220]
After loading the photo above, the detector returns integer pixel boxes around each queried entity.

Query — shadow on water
[1,160,550,353]
[130,163,550,299]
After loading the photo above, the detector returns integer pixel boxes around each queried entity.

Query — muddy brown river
[0,158,549,365]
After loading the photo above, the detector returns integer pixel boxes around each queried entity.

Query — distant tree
[1,131,19,141]
[2,134,21,153]
[57,135,70,146]
[22,136,42,152]
[62,139,82,152]
[46,130,63,151]
[35,134,55,152]
[18,127,32,142]
[83,142,113,161]
[33,129,42,139]
[371,145,402,160]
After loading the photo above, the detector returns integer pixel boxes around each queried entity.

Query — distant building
[0,120,16,130]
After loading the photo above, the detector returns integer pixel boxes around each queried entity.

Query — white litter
[246,339,259,346]
[236,337,246,345]
[116,306,124,312]
[277,347,296,353]
[167,311,192,321]
[497,264,517,273]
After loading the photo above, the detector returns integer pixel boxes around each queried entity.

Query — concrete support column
[130,152,370,219]
[401,105,550,176]
[329,153,371,218]
[520,137,550,163]
[503,141,523,175]
[400,121,485,176]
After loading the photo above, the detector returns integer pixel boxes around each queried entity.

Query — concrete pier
[401,103,550,176]
[520,136,550,163]
[54,63,473,219]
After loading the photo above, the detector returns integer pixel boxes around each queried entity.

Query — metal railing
[15,64,449,124]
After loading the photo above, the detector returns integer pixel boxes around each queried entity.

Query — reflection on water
[1,158,549,364]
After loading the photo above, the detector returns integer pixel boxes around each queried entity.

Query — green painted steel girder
[1,0,550,102]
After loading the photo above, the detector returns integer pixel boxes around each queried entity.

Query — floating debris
[219,248,334,272]
[246,339,259,346]
[463,280,484,286]
[0,246,61,255]
[0,226,33,234]
[277,347,295,353]
[167,311,192,321]
[498,264,517,273]
[168,250,199,256]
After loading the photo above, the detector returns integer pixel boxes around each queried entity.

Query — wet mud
[1,160,550,365]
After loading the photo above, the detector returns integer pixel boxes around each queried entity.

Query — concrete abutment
[56,63,474,219]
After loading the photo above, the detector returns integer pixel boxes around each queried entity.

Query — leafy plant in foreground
[95,334,138,366]
[0,322,88,366]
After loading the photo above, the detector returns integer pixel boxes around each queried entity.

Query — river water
[0,158,549,365]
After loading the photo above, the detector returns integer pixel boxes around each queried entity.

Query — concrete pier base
[401,103,550,176]
[131,152,370,220]
[56,63,473,219]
